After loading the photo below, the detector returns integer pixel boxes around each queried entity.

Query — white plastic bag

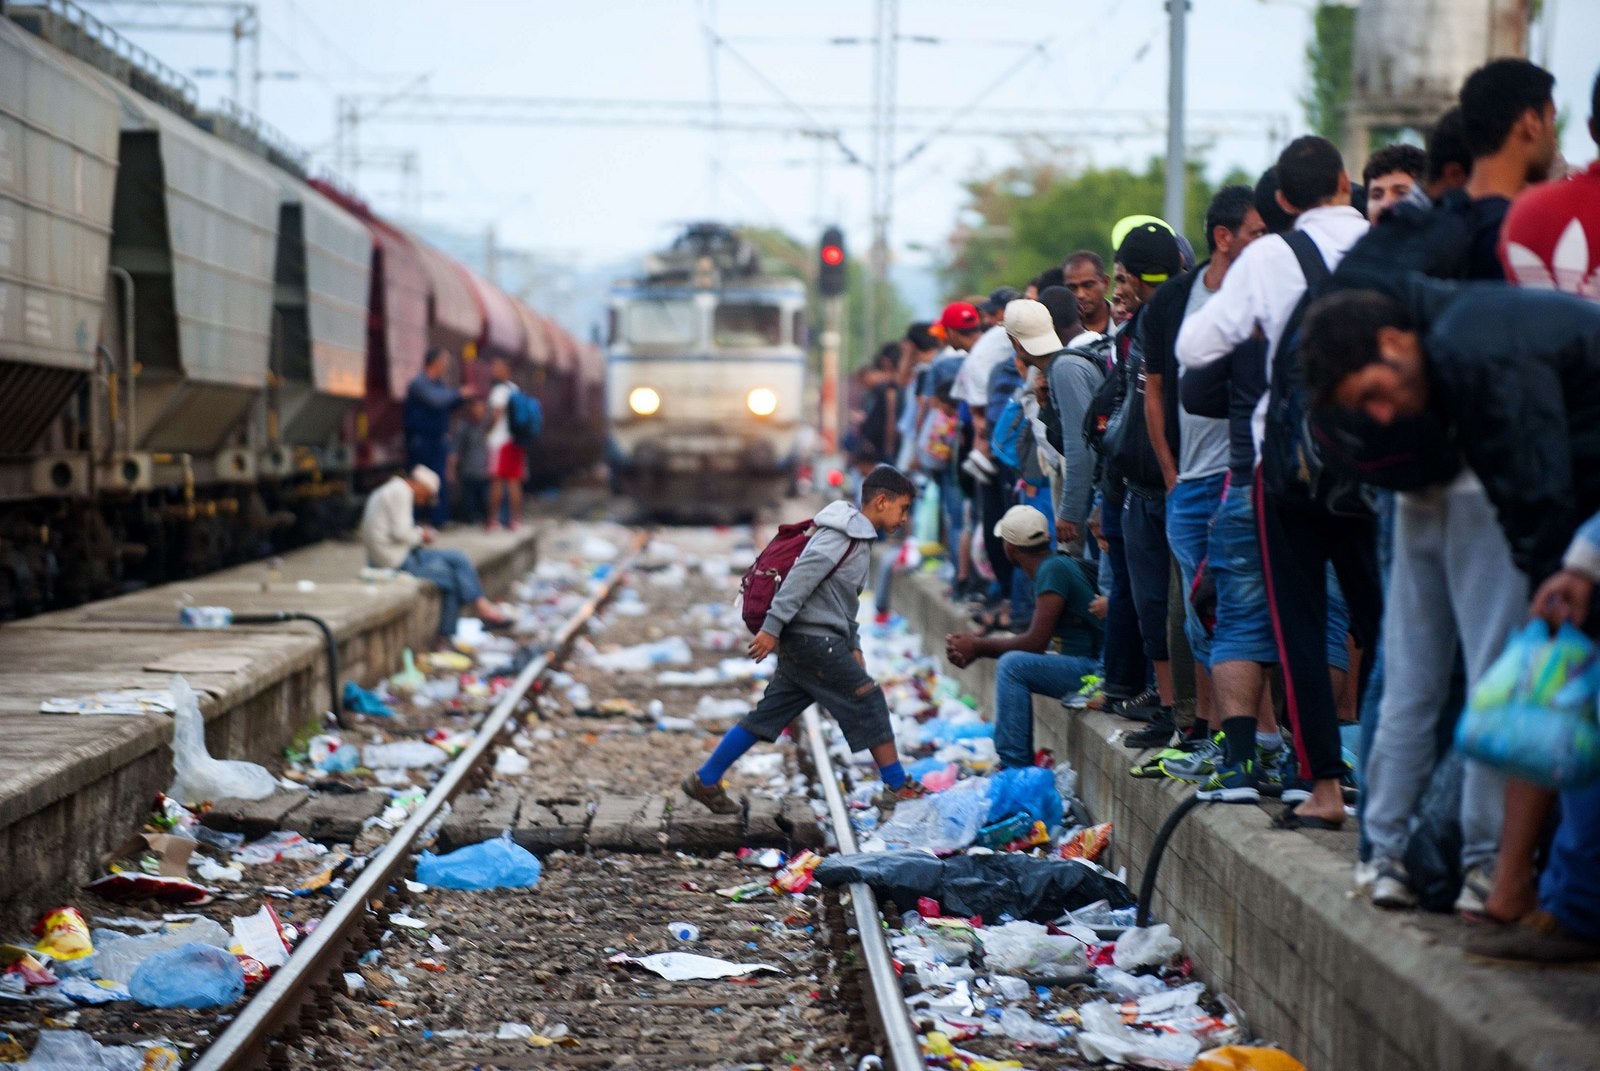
[1112,923,1183,970]
[167,676,276,803]
[980,920,1090,981]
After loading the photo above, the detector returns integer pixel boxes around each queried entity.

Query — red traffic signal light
[818,226,847,297]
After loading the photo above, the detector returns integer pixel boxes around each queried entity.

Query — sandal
[1271,807,1344,832]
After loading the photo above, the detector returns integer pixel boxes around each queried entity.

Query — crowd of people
[843,59,1600,967]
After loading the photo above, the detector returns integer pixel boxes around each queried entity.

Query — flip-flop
[1271,807,1344,832]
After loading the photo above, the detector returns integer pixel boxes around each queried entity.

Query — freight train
[606,223,807,518]
[0,1,604,617]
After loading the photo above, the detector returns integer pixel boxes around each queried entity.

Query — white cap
[994,504,1050,548]
[1003,298,1062,357]
[410,465,441,495]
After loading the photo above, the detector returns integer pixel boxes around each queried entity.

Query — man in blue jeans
[946,505,1105,768]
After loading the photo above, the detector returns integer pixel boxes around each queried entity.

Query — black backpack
[1260,231,1372,516]
[1081,339,1127,460]
[1103,347,1165,491]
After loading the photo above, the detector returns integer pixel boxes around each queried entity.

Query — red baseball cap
[938,302,981,332]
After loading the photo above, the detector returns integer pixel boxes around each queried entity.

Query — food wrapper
[32,906,94,961]
[771,849,823,893]
[1060,821,1114,862]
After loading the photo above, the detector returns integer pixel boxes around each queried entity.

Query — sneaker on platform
[1062,673,1105,711]
[1195,758,1261,803]
[1123,711,1177,750]
[1370,858,1418,910]
[1257,745,1287,794]
[1159,736,1223,783]
[1454,863,1495,917]
[1107,687,1160,721]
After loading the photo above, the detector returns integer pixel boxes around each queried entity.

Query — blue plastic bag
[1455,620,1600,790]
[343,681,394,717]
[416,832,542,890]
[127,943,246,1009]
[984,766,1065,828]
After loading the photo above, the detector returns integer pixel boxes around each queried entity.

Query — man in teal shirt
[947,505,1104,767]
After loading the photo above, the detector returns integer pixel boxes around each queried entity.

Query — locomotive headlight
[746,387,778,417]
[628,387,661,416]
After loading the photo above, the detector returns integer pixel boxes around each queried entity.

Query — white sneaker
[1352,859,1379,897]
[1454,863,1494,916]
[1370,858,1417,910]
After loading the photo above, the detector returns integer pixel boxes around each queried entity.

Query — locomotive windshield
[712,303,783,347]
[624,299,698,346]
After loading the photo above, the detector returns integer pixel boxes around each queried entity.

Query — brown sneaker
[872,779,927,816]
[680,773,741,815]
[1464,910,1600,966]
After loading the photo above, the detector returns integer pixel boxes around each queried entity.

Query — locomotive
[606,223,807,517]
[0,1,604,617]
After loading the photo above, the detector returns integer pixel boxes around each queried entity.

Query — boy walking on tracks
[682,465,919,814]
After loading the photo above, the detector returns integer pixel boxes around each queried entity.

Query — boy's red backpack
[738,521,858,635]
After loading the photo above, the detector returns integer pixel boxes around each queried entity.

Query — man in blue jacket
[1302,278,1600,964]
[404,347,471,527]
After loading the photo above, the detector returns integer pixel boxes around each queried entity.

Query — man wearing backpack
[486,357,527,532]
[681,465,920,814]
[1105,220,1186,749]
[1323,59,1559,913]
[1176,136,1372,828]
[1138,186,1272,783]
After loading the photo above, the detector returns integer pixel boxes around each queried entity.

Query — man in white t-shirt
[485,358,525,531]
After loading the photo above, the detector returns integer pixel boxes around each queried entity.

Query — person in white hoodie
[681,466,918,814]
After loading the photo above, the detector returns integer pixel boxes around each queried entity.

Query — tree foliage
[1302,1,1356,145]
[940,156,1247,297]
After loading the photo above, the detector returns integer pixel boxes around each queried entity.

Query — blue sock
[879,760,908,790]
[697,725,759,785]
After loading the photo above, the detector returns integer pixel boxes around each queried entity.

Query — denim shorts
[1166,473,1227,667]
[740,632,895,753]
[1209,483,1350,668]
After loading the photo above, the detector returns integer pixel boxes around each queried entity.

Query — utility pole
[1163,0,1188,230]
[863,0,898,373]
[820,297,843,455]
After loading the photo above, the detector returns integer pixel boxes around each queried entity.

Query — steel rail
[801,706,922,1071]
[189,536,644,1071]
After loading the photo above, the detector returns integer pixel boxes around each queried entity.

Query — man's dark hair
[1300,289,1412,409]
[1426,106,1472,185]
[905,321,938,351]
[1203,184,1257,253]
[1032,266,1065,292]
[1275,136,1344,211]
[1063,250,1106,276]
[1459,58,1555,159]
[1592,66,1600,132]
[1036,285,1082,339]
[1252,166,1296,234]
[875,342,900,371]
[861,463,915,503]
[424,345,450,369]
[1362,143,1428,186]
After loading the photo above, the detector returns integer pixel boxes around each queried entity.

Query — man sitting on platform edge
[360,465,515,643]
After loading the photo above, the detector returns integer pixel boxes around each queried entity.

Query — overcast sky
[86,0,1599,284]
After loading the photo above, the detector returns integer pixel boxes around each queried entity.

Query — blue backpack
[507,390,544,448]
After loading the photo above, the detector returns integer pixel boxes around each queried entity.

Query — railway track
[154,520,919,1071]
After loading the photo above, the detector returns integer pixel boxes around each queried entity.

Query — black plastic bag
[814,849,1135,922]
[1402,750,1465,912]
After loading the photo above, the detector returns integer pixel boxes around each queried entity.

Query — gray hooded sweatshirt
[760,499,876,650]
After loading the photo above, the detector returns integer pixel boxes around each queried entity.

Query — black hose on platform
[1136,795,1204,928]
[232,611,344,729]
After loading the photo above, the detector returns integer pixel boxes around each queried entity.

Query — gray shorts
[740,632,894,753]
